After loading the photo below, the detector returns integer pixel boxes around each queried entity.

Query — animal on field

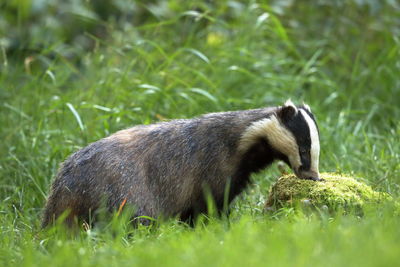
[42,100,321,227]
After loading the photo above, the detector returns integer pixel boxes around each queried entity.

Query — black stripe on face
[281,110,312,171]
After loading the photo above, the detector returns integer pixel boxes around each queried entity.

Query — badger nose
[296,169,322,181]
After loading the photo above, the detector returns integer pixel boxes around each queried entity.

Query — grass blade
[190,88,218,103]
[66,103,85,131]
[183,48,210,64]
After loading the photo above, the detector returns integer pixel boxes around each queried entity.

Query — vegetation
[265,173,393,211]
[1,0,399,266]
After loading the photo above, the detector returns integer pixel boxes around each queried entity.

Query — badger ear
[302,102,311,112]
[277,99,298,121]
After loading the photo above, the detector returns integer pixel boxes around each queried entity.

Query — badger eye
[300,148,307,154]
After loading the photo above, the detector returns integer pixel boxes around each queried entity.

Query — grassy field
[1,1,400,266]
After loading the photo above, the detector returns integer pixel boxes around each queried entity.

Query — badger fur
[42,100,320,227]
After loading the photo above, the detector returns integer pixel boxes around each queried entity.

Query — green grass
[1,1,400,266]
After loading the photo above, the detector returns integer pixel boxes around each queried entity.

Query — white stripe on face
[238,116,301,170]
[299,109,320,174]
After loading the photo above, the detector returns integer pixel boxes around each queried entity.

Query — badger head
[239,100,321,180]
[274,100,320,180]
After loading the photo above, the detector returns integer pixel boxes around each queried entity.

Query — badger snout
[295,168,321,181]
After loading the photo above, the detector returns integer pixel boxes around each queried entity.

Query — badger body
[42,101,320,227]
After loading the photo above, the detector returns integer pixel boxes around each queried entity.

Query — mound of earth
[265,173,391,212]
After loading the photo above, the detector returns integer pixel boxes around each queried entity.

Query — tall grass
[1,1,399,266]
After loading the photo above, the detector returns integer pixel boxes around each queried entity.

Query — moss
[265,173,392,212]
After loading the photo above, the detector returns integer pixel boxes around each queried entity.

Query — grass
[1,1,400,266]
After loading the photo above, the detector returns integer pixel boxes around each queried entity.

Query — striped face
[275,101,320,180]
[238,101,320,180]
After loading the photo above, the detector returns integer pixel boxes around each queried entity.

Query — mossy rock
[265,173,391,212]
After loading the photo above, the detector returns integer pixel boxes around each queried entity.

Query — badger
[42,100,320,227]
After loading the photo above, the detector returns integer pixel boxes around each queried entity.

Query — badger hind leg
[41,198,76,228]
[41,188,94,229]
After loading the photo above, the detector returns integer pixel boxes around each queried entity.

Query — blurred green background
[1,1,399,266]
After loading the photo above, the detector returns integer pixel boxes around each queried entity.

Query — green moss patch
[265,173,391,212]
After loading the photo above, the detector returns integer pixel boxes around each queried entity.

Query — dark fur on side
[42,107,294,227]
